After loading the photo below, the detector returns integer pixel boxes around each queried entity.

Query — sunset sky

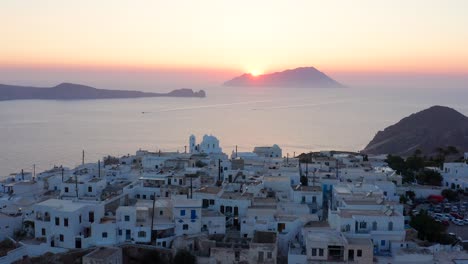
[1,0,468,89]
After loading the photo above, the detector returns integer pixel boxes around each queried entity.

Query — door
[348,249,354,261]
[75,238,82,249]
[126,229,131,240]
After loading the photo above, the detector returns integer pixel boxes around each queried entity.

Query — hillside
[362,106,468,156]
[223,67,344,88]
[0,83,206,100]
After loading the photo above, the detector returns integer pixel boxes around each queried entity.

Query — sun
[249,69,263,77]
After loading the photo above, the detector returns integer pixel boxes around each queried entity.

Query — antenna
[61,167,64,182]
[75,172,79,199]
[236,145,238,158]
[98,160,101,178]
[33,164,36,180]
[82,150,85,165]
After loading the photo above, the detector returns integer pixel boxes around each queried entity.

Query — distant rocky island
[224,67,344,88]
[0,83,206,101]
[362,105,468,156]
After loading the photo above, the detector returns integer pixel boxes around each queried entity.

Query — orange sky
[1,0,468,76]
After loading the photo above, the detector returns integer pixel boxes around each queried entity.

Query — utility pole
[190,175,193,199]
[98,160,101,178]
[293,152,296,158]
[61,167,64,182]
[75,173,79,199]
[184,145,187,154]
[82,150,85,165]
[21,169,24,181]
[33,164,36,180]
[217,159,222,186]
[235,145,238,158]
[151,192,156,242]
[287,153,289,164]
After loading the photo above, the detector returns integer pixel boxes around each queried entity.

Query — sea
[1,86,468,177]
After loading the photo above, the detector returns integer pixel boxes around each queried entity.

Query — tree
[442,189,459,202]
[405,191,416,201]
[416,169,443,186]
[173,250,196,264]
[446,146,459,155]
[385,155,406,174]
[410,210,448,243]
[413,149,422,157]
[195,160,207,168]
[399,195,408,204]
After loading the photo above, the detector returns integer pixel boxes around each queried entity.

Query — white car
[463,219,468,225]
[454,219,464,226]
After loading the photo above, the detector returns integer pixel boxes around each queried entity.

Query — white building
[33,199,105,249]
[172,197,202,236]
[189,134,222,154]
[253,145,282,158]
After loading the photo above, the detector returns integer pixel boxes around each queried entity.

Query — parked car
[450,212,464,220]
[452,206,459,212]
[454,219,464,226]
[442,220,450,226]
[463,219,468,225]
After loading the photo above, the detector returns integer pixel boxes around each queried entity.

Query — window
[59,234,64,242]
[118,229,122,236]
[267,252,272,259]
[88,186,92,192]
[388,221,393,231]
[220,206,225,214]
[209,199,215,205]
[258,251,264,261]
[79,215,82,223]
[55,217,60,226]
[359,221,367,229]
[136,194,140,199]
[124,215,130,221]
[312,248,317,256]
[102,232,108,238]
[64,218,68,227]
[381,240,385,246]
[143,195,146,199]
[318,248,324,256]
[89,211,94,223]
[372,221,377,230]
[64,187,69,193]
[180,210,186,216]
[312,196,317,203]
[235,251,240,261]
[41,228,46,236]
[159,210,163,216]
[357,250,362,257]
[183,224,189,230]
[138,231,146,237]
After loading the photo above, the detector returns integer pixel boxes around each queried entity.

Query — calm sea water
[1,86,467,177]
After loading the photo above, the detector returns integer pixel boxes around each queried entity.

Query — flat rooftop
[195,186,221,195]
[84,247,122,259]
[35,199,89,212]
[221,192,253,200]
[291,185,322,192]
[253,231,277,244]
[339,208,399,218]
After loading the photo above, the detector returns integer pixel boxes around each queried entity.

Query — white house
[33,199,105,249]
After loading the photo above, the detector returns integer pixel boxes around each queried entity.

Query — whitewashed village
[1,134,468,264]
